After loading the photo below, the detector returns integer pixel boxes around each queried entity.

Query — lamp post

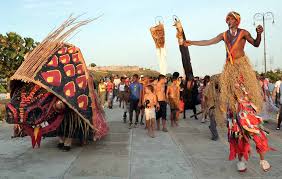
[253,12,274,74]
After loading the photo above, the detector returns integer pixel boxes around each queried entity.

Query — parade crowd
[97,73,282,140]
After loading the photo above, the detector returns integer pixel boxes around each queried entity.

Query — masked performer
[6,16,108,151]
[179,11,272,172]
[150,19,167,75]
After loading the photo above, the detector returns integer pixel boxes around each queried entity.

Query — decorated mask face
[6,82,65,147]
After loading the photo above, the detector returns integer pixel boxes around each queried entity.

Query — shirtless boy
[167,72,180,127]
[155,75,168,132]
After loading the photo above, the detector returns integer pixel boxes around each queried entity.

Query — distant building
[88,66,141,72]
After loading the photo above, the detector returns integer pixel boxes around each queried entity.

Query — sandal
[260,160,271,172]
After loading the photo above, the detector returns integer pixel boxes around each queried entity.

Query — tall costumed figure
[180,11,273,172]
[6,15,108,150]
[150,16,167,75]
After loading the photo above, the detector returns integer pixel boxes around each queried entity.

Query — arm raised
[184,33,223,46]
[245,25,263,47]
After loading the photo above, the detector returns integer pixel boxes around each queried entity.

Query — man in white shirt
[113,75,121,101]
[274,78,281,106]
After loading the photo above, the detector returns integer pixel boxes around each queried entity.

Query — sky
[1,0,281,76]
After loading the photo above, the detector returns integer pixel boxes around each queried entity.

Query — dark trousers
[183,106,197,119]
[129,99,140,124]
[277,106,282,128]
[208,108,218,139]
[275,93,280,106]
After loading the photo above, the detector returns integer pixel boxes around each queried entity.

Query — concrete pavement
[1,104,282,179]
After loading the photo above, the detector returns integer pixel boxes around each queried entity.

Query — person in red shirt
[107,77,115,109]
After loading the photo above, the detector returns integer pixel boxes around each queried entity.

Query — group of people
[258,75,282,129]
[97,72,220,140]
[98,75,125,109]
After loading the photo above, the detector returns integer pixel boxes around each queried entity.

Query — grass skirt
[219,55,263,113]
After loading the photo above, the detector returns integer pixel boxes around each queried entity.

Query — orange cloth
[223,30,244,64]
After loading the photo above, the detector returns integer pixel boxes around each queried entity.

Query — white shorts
[145,108,156,121]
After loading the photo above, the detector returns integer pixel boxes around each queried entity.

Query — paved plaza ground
[1,103,282,179]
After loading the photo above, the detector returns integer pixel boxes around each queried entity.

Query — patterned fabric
[150,23,167,75]
[35,45,92,122]
[34,44,108,140]
[227,99,273,161]
[150,23,165,48]
[7,43,108,145]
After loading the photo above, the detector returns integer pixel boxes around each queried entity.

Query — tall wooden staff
[173,15,193,80]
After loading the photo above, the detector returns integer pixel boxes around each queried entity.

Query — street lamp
[253,12,274,74]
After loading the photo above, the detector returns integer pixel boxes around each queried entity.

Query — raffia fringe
[219,55,263,114]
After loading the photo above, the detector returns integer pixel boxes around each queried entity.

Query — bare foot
[162,128,168,132]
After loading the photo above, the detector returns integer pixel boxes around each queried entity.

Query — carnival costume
[6,16,108,148]
[220,12,272,172]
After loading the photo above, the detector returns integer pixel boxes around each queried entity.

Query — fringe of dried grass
[205,75,226,127]
[63,109,90,141]
[219,56,263,114]
[11,14,99,80]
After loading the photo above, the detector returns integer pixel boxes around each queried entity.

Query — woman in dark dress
[182,79,199,119]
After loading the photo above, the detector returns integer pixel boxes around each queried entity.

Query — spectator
[118,77,127,108]
[107,77,115,109]
[114,75,121,102]
[98,79,106,108]
[128,74,143,128]
[272,76,282,130]
[144,85,158,138]
[155,74,168,132]
[203,76,219,141]
[200,75,210,123]
[182,78,199,120]
[167,72,180,127]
